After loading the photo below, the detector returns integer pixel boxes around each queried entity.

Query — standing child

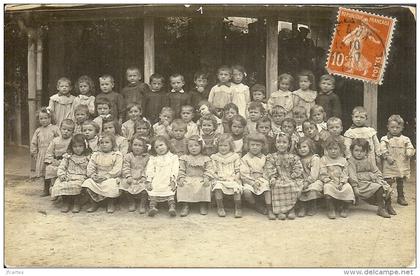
[190,71,211,110]
[292,70,317,118]
[167,73,192,118]
[120,134,150,213]
[144,74,167,124]
[256,117,276,154]
[280,118,300,153]
[102,116,129,155]
[82,120,100,152]
[221,103,239,134]
[240,133,275,220]
[47,77,75,127]
[231,65,250,117]
[380,115,415,206]
[296,138,323,217]
[246,102,265,134]
[211,134,243,218]
[292,105,308,137]
[153,107,174,139]
[145,136,179,217]
[121,67,150,116]
[180,105,199,138]
[71,75,95,118]
[348,138,394,218]
[95,75,125,123]
[82,133,123,213]
[264,132,304,220]
[177,135,213,216]
[73,105,90,134]
[344,106,381,165]
[122,102,145,141]
[316,74,342,119]
[310,105,327,132]
[198,114,220,156]
[51,134,91,213]
[169,119,188,156]
[93,98,112,134]
[320,136,355,219]
[44,119,75,195]
[230,115,247,156]
[267,73,294,117]
[208,65,233,116]
[270,105,287,137]
[197,100,224,134]
[30,107,60,196]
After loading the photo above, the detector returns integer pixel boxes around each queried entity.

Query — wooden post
[144,17,155,85]
[28,30,37,142]
[48,23,65,96]
[266,17,278,98]
[36,30,43,110]
[363,82,378,129]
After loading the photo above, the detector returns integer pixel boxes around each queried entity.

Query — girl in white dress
[292,70,317,118]
[231,65,251,117]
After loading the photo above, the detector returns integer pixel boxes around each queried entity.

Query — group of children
[30,65,415,220]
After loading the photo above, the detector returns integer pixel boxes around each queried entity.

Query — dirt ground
[4,147,416,268]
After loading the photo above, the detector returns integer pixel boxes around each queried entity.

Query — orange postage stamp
[326,7,396,84]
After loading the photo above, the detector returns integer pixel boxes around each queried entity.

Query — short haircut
[250,84,266,95]
[350,138,371,153]
[277,73,294,85]
[320,74,336,85]
[150,73,164,83]
[82,120,100,133]
[198,114,218,130]
[102,115,122,135]
[270,105,287,115]
[160,106,174,116]
[293,106,307,116]
[57,77,72,87]
[194,71,209,81]
[75,75,95,95]
[60,118,75,129]
[223,103,239,113]
[246,132,267,146]
[229,115,247,128]
[387,114,404,126]
[169,73,184,82]
[171,119,187,130]
[74,104,89,115]
[327,117,342,127]
[99,74,115,84]
[302,119,318,131]
[281,117,297,129]
[67,133,92,155]
[297,70,315,89]
[126,66,141,75]
[310,105,325,116]
[324,136,345,153]
[95,97,112,109]
[126,102,143,114]
[217,65,232,75]
[181,105,195,113]
[231,64,246,74]
[248,101,265,113]
[352,106,368,116]
[256,116,272,128]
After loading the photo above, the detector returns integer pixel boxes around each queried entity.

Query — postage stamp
[326,7,396,84]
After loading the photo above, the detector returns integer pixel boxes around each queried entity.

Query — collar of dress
[171,89,184,93]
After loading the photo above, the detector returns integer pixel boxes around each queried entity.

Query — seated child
[169,119,188,156]
[82,120,100,152]
[197,100,224,134]
[270,105,287,137]
[120,134,150,213]
[292,70,317,118]
[73,104,90,134]
[240,133,275,220]
[198,114,220,156]
[93,97,112,134]
[248,84,267,118]
[310,105,327,132]
[326,117,349,158]
[102,116,129,155]
[180,105,199,138]
[256,116,276,154]
[177,135,213,216]
[280,118,300,153]
[230,115,247,156]
[82,133,123,213]
[246,101,265,134]
[302,120,328,156]
[167,73,192,118]
[316,74,342,119]
[348,138,394,218]
[144,73,167,124]
[320,136,355,219]
[122,102,145,141]
[221,103,239,133]
[267,73,294,117]
[135,118,153,142]
[145,135,179,217]
[153,106,174,139]
[380,114,415,206]
[292,106,307,137]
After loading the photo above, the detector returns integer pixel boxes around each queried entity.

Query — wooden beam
[36,30,43,110]
[363,82,378,129]
[47,23,65,96]
[265,17,278,98]
[28,31,37,142]
[144,17,154,85]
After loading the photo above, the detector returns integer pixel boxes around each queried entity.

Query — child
[167,74,192,118]
[231,65,251,117]
[153,107,174,139]
[44,119,75,195]
[240,133,275,220]
[292,105,308,137]
[177,135,213,216]
[102,116,129,155]
[47,77,75,127]
[210,134,243,218]
[30,107,60,196]
[344,106,381,165]
[197,100,224,134]
[144,74,167,124]
[280,118,300,153]
[316,74,342,119]
[135,118,153,142]
[122,102,144,141]
[348,138,394,218]
[310,105,327,132]
[296,137,323,217]
[256,117,276,154]
[73,104,90,134]
[82,120,100,152]
[51,134,91,213]
[82,133,123,213]
[249,84,267,113]
[198,114,220,156]
[120,134,150,213]
[190,71,211,109]
[230,115,247,156]
[71,75,95,117]
[121,67,150,116]
[246,101,265,134]
[320,136,355,219]
[208,65,233,116]
[145,135,179,217]
[93,97,112,134]
[169,119,188,156]
[180,105,199,138]
[270,105,287,137]
[264,132,304,220]
[380,115,415,206]
[95,75,125,123]
[302,120,328,156]
[221,103,239,134]
[267,73,294,117]
[326,117,349,157]
[292,70,317,118]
